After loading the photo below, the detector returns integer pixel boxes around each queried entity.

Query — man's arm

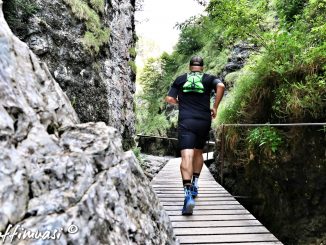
[211,82,225,119]
[166,78,179,105]
[165,96,178,105]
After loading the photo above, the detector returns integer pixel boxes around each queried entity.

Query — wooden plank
[163,205,245,211]
[187,242,283,245]
[178,234,279,243]
[152,183,221,186]
[155,192,230,196]
[153,185,223,188]
[161,201,239,206]
[157,196,232,199]
[156,172,212,175]
[154,173,212,176]
[154,189,229,193]
[152,178,217,181]
[156,171,212,174]
[156,193,231,197]
[153,187,226,190]
[155,188,228,192]
[153,181,217,184]
[170,214,256,221]
[153,178,216,181]
[174,226,270,235]
[159,197,236,202]
[155,174,214,178]
[166,209,249,216]
[172,220,262,228]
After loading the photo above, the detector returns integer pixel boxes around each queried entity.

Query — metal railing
[136,122,326,184]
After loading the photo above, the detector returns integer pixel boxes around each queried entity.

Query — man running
[165,56,225,215]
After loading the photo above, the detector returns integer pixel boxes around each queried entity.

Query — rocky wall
[3,0,137,149]
[0,3,177,243]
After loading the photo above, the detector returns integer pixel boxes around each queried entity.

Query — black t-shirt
[167,72,222,121]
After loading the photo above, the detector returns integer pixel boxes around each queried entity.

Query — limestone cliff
[0,2,177,244]
[3,0,137,149]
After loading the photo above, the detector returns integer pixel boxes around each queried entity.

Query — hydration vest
[182,72,204,93]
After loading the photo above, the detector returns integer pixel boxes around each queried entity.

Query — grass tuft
[64,0,109,53]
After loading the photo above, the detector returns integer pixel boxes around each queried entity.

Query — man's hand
[165,96,178,105]
[211,82,225,119]
[211,108,217,119]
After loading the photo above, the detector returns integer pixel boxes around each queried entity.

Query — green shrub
[3,0,39,34]
[132,146,144,165]
[202,48,229,75]
[176,24,205,55]
[206,0,269,46]
[247,127,284,153]
[276,0,307,23]
[216,0,326,126]
[136,112,170,136]
[136,57,171,135]
[273,74,326,120]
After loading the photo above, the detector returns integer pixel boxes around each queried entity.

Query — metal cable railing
[221,122,326,127]
[136,122,326,184]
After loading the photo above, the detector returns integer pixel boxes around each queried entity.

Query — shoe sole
[182,200,195,215]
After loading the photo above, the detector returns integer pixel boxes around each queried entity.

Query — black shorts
[178,118,211,150]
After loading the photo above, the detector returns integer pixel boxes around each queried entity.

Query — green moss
[129,47,137,58]
[128,60,137,74]
[91,62,102,73]
[203,48,230,75]
[215,56,264,125]
[64,0,109,54]
[71,96,77,108]
[132,146,144,166]
[224,71,240,87]
[83,29,110,53]
[89,0,105,14]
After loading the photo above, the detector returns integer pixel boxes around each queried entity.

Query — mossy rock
[224,71,241,87]
[64,0,109,54]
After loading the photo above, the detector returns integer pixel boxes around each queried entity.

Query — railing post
[220,124,225,185]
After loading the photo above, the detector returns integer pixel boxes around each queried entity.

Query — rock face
[3,0,137,149]
[140,154,173,181]
[220,42,256,88]
[0,4,177,244]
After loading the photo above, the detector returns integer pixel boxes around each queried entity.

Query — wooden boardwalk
[151,154,282,245]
